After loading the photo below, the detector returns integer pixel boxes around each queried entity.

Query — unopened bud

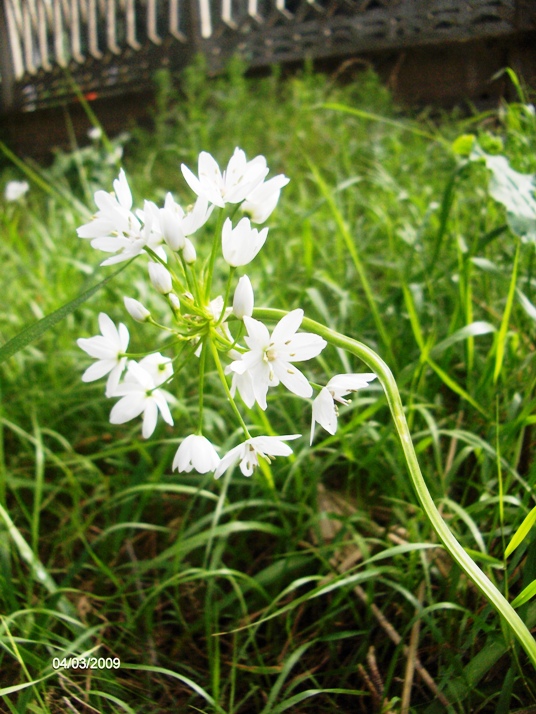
[124,296,151,322]
[182,238,196,264]
[233,275,254,319]
[168,293,181,312]
[148,262,173,295]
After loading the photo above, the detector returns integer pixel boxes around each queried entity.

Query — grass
[1,57,536,711]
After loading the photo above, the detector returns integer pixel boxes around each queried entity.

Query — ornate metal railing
[1,0,535,113]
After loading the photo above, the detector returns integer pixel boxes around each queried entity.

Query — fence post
[188,0,202,52]
[0,0,16,113]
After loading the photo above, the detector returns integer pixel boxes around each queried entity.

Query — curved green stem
[253,306,536,669]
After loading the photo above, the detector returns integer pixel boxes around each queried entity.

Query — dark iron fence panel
[1,0,535,112]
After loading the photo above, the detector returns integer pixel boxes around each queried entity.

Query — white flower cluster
[77,148,376,479]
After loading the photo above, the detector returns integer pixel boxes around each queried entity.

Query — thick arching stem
[254,307,536,669]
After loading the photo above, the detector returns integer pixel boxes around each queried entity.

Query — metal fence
[1,0,535,113]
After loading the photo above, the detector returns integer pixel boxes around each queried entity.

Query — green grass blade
[307,157,396,366]
[402,285,488,415]
[0,502,81,624]
[270,689,367,714]
[494,241,521,384]
[511,580,536,608]
[0,675,54,696]
[0,140,91,215]
[320,103,444,143]
[121,664,227,713]
[0,261,131,366]
[429,321,496,358]
[425,356,488,417]
[505,504,536,558]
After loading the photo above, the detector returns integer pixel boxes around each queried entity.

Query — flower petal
[81,360,114,382]
[142,399,158,438]
[110,393,146,424]
[272,360,312,399]
[243,316,270,348]
[271,309,303,343]
[311,388,337,444]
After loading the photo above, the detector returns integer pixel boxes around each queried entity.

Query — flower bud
[233,275,254,319]
[182,238,196,264]
[222,217,268,267]
[124,297,151,323]
[148,262,173,295]
[168,293,181,313]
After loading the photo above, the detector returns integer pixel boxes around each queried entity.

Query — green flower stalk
[255,307,536,670]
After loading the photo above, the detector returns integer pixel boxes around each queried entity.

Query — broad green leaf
[0,262,131,366]
[511,579,536,608]
[471,145,536,242]
[505,504,536,558]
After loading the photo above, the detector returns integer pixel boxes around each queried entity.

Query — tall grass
[1,58,536,711]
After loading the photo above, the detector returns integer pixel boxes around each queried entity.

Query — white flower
[148,261,173,294]
[124,297,151,322]
[229,309,326,409]
[222,217,268,267]
[242,174,290,223]
[233,275,254,319]
[77,313,129,397]
[77,169,145,266]
[214,434,300,479]
[136,353,174,387]
[5,180,29,201]
[109,360,174,439]
[172,434,220,473]
[310,373,377,444]
[181,148,268,208]
[226,349,255,408]
[159,194,186,250]
[137,199,167,261]
[159,193,212,251]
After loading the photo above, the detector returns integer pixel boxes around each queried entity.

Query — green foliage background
[1,59,536,712]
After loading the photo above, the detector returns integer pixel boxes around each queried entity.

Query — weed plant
[1,58,536,712]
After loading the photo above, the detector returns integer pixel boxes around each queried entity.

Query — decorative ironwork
[1,0,535,112]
